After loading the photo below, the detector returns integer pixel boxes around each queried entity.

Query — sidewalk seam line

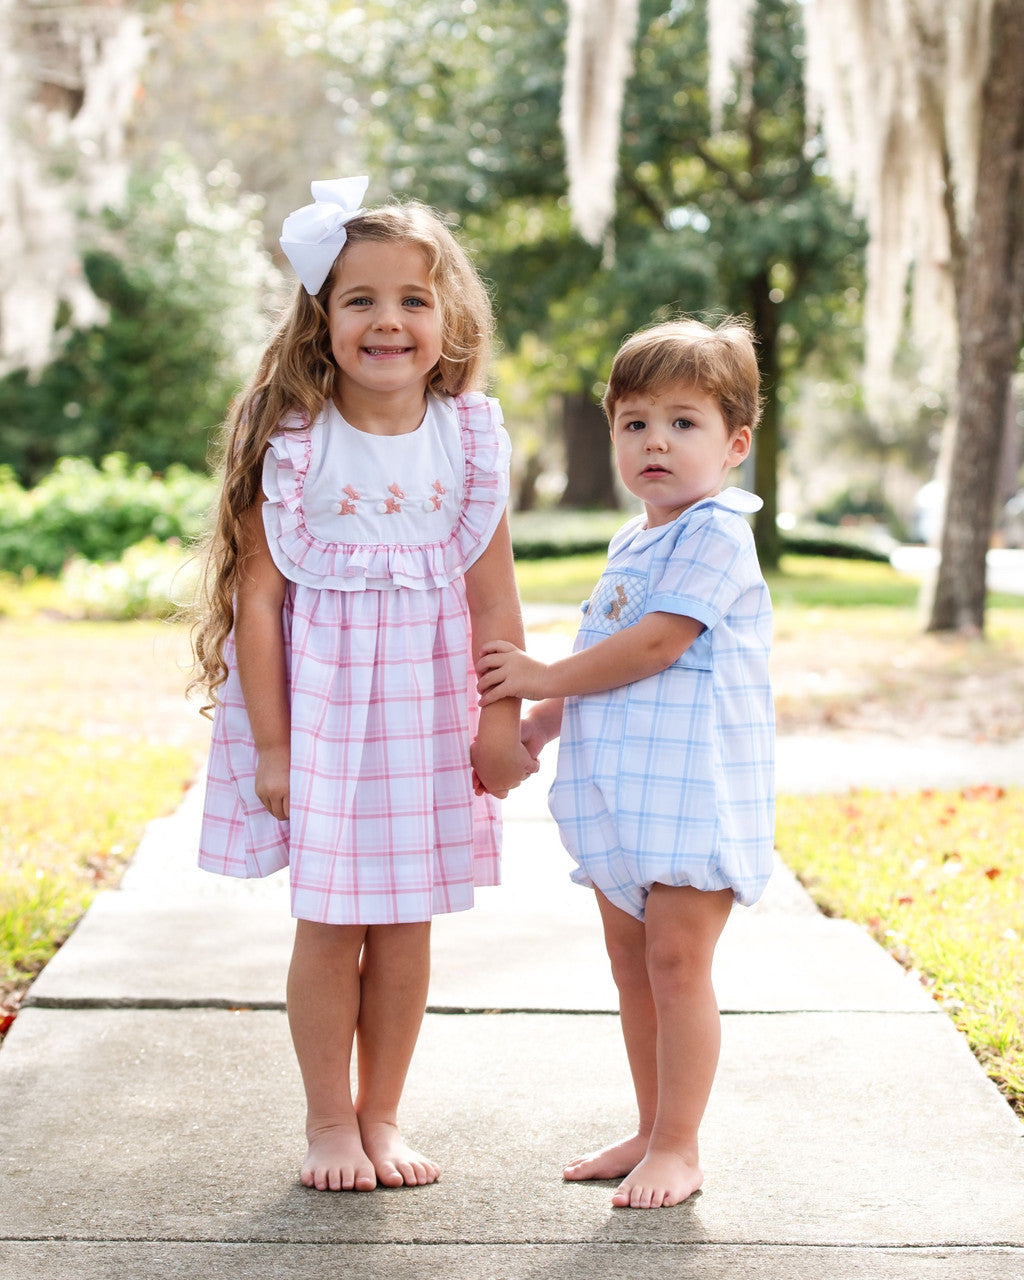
[1,1236,1023,1249]
[19,998,943,1017]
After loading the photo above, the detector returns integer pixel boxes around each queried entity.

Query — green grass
[514,552,609,605]
[0,619,209,1030]
[516,552,1024,610]
[776,787,1024,1118]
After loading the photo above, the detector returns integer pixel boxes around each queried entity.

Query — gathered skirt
[199,579,501,924]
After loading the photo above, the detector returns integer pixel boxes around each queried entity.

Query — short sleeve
[646,503,762,631]
[453,392,512,573]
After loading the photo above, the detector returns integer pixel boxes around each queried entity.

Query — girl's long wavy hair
[188,201,495,715]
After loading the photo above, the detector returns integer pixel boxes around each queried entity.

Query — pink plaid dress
[198,392,510,925]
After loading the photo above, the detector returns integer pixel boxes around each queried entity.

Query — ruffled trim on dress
[261,393,511,590]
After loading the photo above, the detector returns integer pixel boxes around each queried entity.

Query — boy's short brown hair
[603,317,761,434]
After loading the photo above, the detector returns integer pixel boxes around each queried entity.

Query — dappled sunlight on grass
[1,619,209,1020]
[777,786,1024,1117]
[770,606,1024,738]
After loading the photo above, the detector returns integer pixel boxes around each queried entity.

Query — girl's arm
[464,511,537,797]
[234,499,291,820]
[477,610,704,706]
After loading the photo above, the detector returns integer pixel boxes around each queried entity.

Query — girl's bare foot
[301,1120,377,1192]
[611,1148,703,1209]
[359,1118,440,1188]
[562,1132,650,1182]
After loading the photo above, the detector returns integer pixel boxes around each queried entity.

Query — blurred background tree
[294,0,865,564]
[0,153,279,481]
[2,0,1017,595]
[562,0,1024,626]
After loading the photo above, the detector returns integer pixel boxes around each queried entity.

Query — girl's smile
[328,241,443,422]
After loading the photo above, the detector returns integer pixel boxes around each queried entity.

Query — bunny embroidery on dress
[333,479,449,517]
[334,484,361,516]
[380,483,406,515]
[607,584,629,621]
[582,570,646,635]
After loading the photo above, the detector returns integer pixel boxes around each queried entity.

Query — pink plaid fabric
[199,393,509,925]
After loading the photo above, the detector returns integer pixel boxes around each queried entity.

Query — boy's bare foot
[611,1148,703,1209]
[301,1120,377,1192]
[562,1132,649,1181]
[359,1118,440,1188]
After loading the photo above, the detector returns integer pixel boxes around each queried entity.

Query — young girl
[190,176,534,1194]
[477,318,774,1210]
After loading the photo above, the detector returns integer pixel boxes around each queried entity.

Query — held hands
[476,641,551,705]
[471,735,539,799]
[519,715,549,766]
[254,745,290,821]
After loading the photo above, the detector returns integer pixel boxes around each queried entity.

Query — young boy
[477,318,775,1209]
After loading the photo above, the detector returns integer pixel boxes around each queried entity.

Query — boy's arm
[234,499,291,819]
[521,696,564,759]
[477,610,703,706]
[464,512,538,795]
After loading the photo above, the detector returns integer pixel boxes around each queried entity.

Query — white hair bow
[279,176,370,295]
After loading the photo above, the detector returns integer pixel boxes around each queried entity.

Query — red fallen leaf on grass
[984,867,1002,880]
[962,785,1007,802]
[0,1013,16,1036]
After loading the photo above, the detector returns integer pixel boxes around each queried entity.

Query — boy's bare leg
[287,920,377,1191]
[355,921,440,1187]
[612,884,733,1209]
[563,890,658,1181]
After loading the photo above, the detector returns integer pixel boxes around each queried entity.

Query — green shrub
[509,509,898,563]
[812,486,910,541]
[60,538,199,620]
[0,455,215,576]
[780,519,897,562]
[0,154,280,484]
[510,508,633,559]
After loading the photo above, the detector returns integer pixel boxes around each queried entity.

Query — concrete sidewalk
[2,705,1024,1275]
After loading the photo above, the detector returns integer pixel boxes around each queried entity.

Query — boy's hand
[521,717,548,764]
[476,641,551,705]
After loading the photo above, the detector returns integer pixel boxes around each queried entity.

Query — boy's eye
[673,417,695,430]
[624,420,645,431]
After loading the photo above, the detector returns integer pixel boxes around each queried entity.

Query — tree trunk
[559,390,619,508]
[748,270,782,569]
[926,0,1024,633]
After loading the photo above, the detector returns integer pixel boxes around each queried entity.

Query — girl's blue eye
[404,296,428,307]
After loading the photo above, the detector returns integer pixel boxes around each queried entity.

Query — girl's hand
[470,736,539,797]
[255,745,290,821]
[476,641,550,705]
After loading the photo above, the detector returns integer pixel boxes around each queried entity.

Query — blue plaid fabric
[548,487,775,919]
